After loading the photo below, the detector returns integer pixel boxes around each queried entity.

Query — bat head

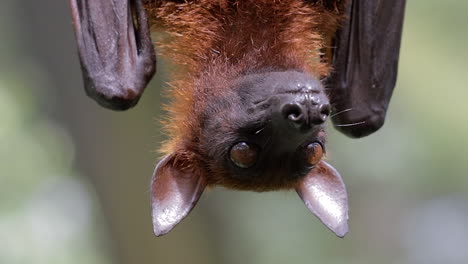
[198,70,331,190]
[151,69,348,237]
[144,1,349,238]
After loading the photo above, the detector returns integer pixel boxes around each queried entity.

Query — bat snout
[236,70,330,134]
[278,94,331,132]
[265,91,330,154]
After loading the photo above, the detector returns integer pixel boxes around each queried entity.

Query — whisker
[330,108,354,118]
[254,127,265,135]
[334,121,366,127]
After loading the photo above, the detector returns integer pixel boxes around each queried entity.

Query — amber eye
[229,142,259,168]
[305,142,324,166]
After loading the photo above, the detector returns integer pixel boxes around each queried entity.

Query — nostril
[311,104,331,124]
[281,103,304,123]
[319,104,331,117]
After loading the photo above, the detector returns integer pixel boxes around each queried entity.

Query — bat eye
[305,142,324,166]
[230,142,259,168]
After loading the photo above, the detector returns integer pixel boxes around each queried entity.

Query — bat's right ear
[69,0,156,110]
[151,153,207,237]
[295,161,349,238]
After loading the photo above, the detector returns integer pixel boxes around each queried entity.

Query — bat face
[150,67,349,237]
[198,71,331,190]
[70,0,406,239]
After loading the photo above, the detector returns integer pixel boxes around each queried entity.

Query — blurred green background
[1,1,467,264]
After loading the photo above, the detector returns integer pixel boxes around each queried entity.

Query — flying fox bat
[69,0,406,237]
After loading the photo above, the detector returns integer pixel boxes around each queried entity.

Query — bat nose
[280,98,331,130]
[317,104,332,123]
[234,70,331,130]
[281,103,306,128]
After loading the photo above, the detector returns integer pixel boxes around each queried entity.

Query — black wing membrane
[69,0,156,110]
[328,0,406,137]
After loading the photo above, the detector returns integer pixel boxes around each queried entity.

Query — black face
[199,70,331,190]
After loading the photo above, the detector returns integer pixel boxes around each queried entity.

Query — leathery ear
[295,161,349,237]
[151,152,207,237]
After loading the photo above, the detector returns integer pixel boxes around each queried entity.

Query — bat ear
[295,161,349,237]
[151,152,207,236]
[69,0,156,110]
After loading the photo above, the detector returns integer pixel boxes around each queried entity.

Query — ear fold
[295,161,349,237]
[69,0,156,110]
[151,154,207,236]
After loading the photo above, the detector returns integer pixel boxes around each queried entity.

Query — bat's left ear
[69,0,156,110]
[295,161,349,237]
[150,152,207,236]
